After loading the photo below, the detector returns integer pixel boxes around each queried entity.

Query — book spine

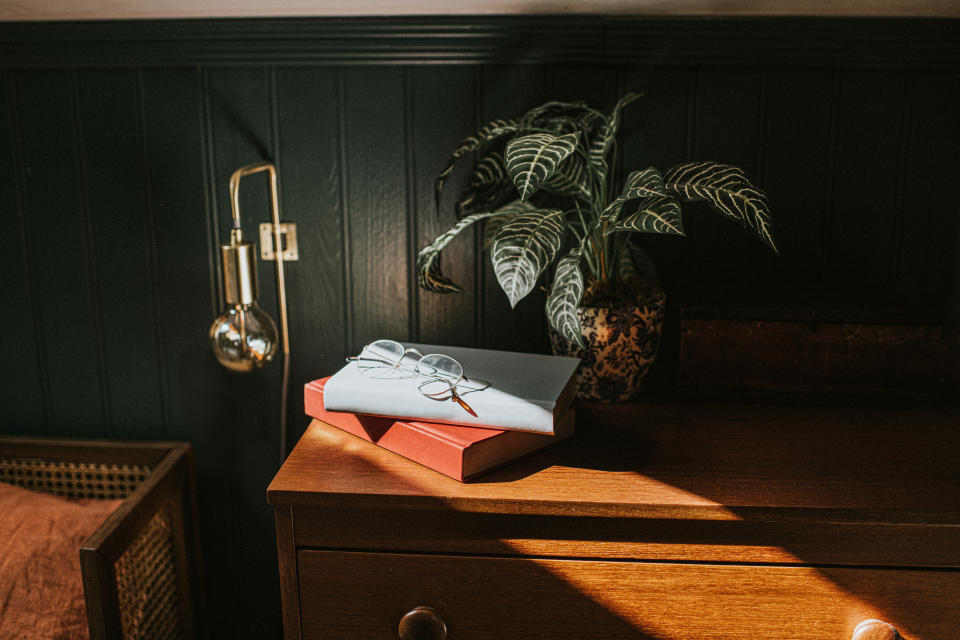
[304,382,467,481]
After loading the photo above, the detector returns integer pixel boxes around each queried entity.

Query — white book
[322,342,581,434]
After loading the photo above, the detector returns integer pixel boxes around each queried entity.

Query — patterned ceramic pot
[549,286,666,403]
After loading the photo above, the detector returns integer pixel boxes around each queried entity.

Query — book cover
[322,342,580,434]
[305,378,575,481]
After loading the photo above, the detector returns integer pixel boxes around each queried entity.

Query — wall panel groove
[200,67,221,317]
[753,70,770,187]
[16,70,104,433]
[336,67,354,351]
[78,69,167,437]
[819,68,842,282]
[403,67,419,342]
[205,65,281,639]
[413,66,477,346]
[269,65,281,171]
[889,70,915,286]
[1,70,48,431]
[684,69,698,164]
[135,68,170,433]
[71,70,112,434]
[472,65,485,347]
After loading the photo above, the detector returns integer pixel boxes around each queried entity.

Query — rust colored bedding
[0,481,121,640]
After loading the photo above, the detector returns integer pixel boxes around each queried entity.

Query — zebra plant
[417,93,776,347]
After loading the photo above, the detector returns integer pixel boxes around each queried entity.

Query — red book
[304,378,575,482]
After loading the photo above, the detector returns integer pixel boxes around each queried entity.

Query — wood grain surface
[297,550,958,639]
[679,320,959,405]
[289,504,960,567]
[268,403,960,522]
[274,505,302,640]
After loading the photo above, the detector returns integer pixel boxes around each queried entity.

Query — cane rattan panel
[114,506,183,640]
[0,459,151,499]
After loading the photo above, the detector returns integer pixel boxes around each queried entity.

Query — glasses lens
[416,354,462,382]
[357,340,415,379]
[367,340,405,362]
[419,378,453,399]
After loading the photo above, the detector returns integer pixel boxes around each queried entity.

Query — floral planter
[549,287,666,403]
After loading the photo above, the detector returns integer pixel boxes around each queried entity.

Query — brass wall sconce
[209,162,297,458]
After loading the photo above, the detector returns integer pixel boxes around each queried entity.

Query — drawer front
[298,550,959,639]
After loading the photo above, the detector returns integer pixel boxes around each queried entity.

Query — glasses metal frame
[347,340,477,416]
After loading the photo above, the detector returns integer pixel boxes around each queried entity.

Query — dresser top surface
[267,402,959,523]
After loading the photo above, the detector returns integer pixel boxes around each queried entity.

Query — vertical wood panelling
[686,68,767,283]
[619,67,696,393]
[336,69,355,352]
[549,64,618,107]
[403,69,420,342]
[136,69,169,431]
[762,70,835,284]
[14,71,104,434]
[71,71,112,434]
[480,65,550,353]
[899,70,960,314]
[0,72,45,432]
[342,67,409,351]
[413,66,478,347]
[472,66,485,348]
[139,68,215,440]
[76,69,164,437]
[827,70,907,288]
[619,67,696,289]
[206,65,283,640]
[274,66,346,441]
[140,67,226,638]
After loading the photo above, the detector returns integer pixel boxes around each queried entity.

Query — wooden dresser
[267,402,960,639]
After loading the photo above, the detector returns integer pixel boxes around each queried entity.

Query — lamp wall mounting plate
[259,222,299,261]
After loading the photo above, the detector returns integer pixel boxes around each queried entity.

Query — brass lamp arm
[228,162,290,358]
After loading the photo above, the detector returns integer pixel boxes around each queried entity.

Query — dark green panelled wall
[1,16,958,638]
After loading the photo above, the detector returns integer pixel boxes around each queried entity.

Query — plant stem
[597,221,607,282]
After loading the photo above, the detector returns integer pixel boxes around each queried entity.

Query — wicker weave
[0,459,150,499]
[1,456,186,640]
[115,507,183,640]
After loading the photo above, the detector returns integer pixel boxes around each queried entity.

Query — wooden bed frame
[0,437,204,640]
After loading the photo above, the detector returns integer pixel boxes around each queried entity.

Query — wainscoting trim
[1,16,958,69]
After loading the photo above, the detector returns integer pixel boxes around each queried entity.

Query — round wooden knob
[398,606,447,640]
[852,619,902,640]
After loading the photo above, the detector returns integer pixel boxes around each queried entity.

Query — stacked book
[305,343,580,481]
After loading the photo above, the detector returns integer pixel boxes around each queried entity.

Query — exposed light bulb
[209,301,278,372]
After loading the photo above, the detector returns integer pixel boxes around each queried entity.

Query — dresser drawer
[297,550,959,639]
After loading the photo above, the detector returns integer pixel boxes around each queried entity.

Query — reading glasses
[346,339,478,416]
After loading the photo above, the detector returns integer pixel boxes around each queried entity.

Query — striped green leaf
[417,210,501,293]
[600,167,669,220]
[664,161,777,252]
[504,132,581,202]
[607,196,685,236]
[589,92,643,182]
[620,167,669,199]
[520,100,589,128]
[434,118,518,213]
[482,200,535,250]
[492,209,565,307]
[542,151,592,201]
[545,249,585,347]
[599,199,625,224]
[455,152,513,216]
